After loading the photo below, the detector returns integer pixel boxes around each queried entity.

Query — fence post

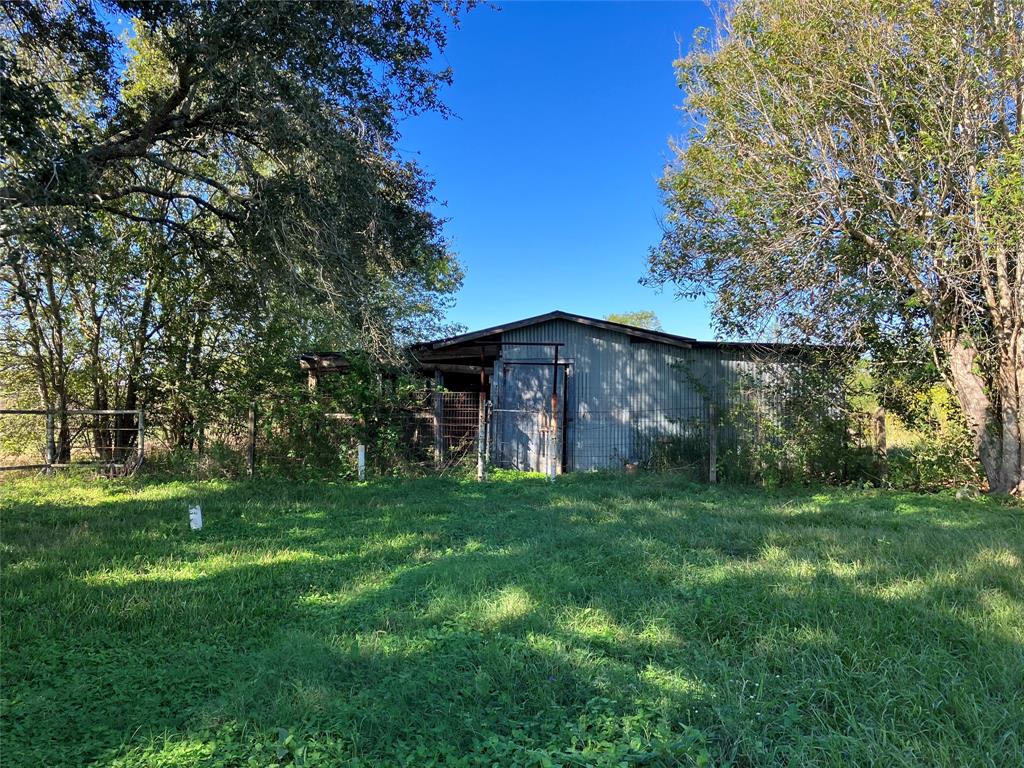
[45,410,54,472]
[708,402,718,484]
[484,401,492,466]
[872,407,887,454]
[357,444,366,481]
[548,392,558,482]
[873,407,887,480]
[137,410,145,467]
[432,389,444,469]
[476,392,486,481]
[247,403,256,478]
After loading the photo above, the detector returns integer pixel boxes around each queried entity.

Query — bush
[259,356,436,478]
[718,371,861,486]
[879,391,983,491]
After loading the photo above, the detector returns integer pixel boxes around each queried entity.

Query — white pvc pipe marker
[357,444,366,481]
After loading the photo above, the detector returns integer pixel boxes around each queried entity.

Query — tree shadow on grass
[2,475,1022,766]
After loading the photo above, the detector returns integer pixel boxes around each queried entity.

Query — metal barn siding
[490,319,765,472]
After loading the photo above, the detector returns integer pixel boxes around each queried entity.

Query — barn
[405,310,817,474]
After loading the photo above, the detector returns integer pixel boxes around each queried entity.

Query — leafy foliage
[1,1,467,457]
[262,355,435,478]
[603,310,664,331]
[650,0,1023,492]
[880,384,984,492]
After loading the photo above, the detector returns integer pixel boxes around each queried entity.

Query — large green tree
[603,311,663,331]
[1,1,464,455]
[650,0,1023,493]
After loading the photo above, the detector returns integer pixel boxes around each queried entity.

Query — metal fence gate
[432,391,485,471]
[489,361,567,475]
[0,409,144,474]
[486,357,717,477]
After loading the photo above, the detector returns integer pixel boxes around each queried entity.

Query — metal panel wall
[493,319,793,472]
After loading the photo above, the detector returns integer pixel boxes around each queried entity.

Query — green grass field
[1,474,1022,767]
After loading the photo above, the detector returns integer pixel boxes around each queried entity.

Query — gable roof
[416,310,698,351]
[303,311,837,376]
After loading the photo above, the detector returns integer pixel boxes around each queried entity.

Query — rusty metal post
[433,369,444,469]
[548,344,561,482]
[484,400,492,466]
[708,402,718,484]
[548,394,558,481]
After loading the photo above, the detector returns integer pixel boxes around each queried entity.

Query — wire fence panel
[487,403,712,475]
[0,409,143,474]
[241,393,485,477]
[489,406,552,472]
[570,406,711,473]
[433,392,482,471]
[0,380,861,482]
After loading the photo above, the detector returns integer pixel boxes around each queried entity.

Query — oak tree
[604,311,663,331]
[1,0,465,454]
[650,0,1023,492]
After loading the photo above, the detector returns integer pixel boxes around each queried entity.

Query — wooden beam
[415,363,484,374]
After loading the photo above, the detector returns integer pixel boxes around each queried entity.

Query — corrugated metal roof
[416,310,830,354]
[420,310,696,350]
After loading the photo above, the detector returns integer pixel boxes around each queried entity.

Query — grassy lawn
[1,474,1022,767]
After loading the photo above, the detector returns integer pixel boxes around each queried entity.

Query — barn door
[490,361,568,473]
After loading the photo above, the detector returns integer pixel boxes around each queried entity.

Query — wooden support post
[357,444,366,481]
[873,407,887,455]
[247,403,256,478]
[476,392,486,481]
[708,402,718,484]
[44,410,54,473]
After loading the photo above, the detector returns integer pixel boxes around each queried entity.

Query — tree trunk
[55,393,72,465]
[994,328,1024,494]
[113,273,157,457]
[946,334,1023,494]
[77,285,112,461]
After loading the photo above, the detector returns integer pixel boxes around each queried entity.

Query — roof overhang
[299,353,350,373]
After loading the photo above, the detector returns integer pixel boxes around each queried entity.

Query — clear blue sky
[100,1,717,339]
[399,1,717,338]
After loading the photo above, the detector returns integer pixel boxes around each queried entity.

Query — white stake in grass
[189,505,203,530]
[357,444,366,481]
